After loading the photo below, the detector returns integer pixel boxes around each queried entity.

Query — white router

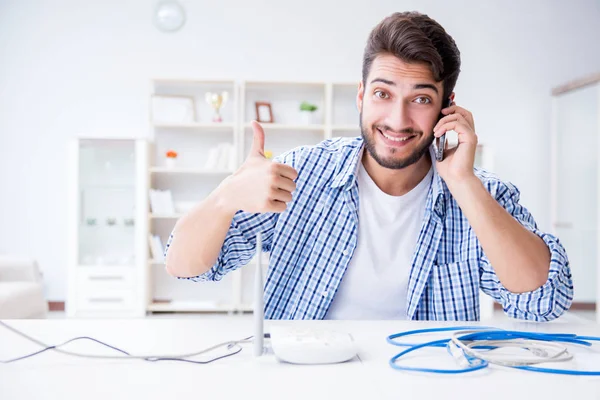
[253,233,358,364]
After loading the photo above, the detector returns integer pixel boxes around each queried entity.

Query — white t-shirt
[324,160,433,320]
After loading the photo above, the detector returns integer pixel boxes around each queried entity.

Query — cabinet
[551,73,600,321]
[66,138,148,317]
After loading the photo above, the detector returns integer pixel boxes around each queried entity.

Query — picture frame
[255,101,273,123]
[150,94,196,124]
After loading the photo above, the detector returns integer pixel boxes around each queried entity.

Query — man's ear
[356,80,364,111]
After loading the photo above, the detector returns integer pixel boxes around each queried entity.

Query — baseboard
[48,301,65,311]
[493,302,595,311]
[48,301,595,313]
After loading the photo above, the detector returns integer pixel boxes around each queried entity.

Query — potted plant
[299,101,318,124]
[165,150,178,168]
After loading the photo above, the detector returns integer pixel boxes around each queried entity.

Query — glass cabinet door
[78,139,137,267]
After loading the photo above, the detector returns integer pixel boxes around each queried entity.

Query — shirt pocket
[429,258,481,320]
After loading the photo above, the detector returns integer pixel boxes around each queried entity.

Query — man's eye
[375,90,389,99]
[415,97,431,104]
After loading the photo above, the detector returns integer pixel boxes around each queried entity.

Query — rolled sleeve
[164,146,304,283]
[166,211,278,282]
[479,178,574,321]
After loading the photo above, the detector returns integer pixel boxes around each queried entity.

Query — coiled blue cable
[387,326,600,376]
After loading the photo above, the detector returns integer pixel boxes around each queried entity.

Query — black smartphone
[434,98,453,161]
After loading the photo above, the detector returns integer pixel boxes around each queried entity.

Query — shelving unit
[147,79,240,314]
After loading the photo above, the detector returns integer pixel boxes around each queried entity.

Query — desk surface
[1,318,599,400]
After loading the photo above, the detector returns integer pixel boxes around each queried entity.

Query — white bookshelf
[147,78,240,314]
[139,78,494,317]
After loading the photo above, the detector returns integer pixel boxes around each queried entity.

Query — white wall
[1,0,599,301]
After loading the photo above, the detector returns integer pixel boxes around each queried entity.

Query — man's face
[357,54,447,169]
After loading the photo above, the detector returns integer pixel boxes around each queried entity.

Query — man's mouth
[377,128,416,144]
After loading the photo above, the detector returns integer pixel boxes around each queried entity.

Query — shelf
[245,80,326,88]
[331,124,359,131]
[147,301,234,312]
[150,167,234,175]
[152,78,235,86]
[152,122,235,130]
[149,213,184,219]
[244,123,325,132]
[332,82,358,87]
[77,264,135,268]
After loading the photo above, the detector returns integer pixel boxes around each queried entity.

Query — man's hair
[362,11,461,101]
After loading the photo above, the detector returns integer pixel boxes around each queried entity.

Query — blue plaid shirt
[166,137,573,321]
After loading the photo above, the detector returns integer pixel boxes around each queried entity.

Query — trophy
[205,91,228,123]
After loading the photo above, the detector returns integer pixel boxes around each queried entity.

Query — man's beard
[359,112,434,170]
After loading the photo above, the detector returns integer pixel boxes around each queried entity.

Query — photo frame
[150,94,196,124]
[255,101,273,123]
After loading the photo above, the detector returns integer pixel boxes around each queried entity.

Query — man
[164,11,573,321]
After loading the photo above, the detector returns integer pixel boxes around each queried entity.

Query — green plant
[300,101,318,112]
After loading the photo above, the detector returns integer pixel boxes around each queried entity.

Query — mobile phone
[434,98,453,162]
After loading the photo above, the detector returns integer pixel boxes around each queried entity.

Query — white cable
[0,319,251,361]
[450,330,572,367]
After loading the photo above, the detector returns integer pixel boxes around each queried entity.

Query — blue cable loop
[387,326,600,376]
[389,338,489,374]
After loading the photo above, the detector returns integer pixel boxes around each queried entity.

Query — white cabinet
[551,73,600,320]
[67,138,148,317]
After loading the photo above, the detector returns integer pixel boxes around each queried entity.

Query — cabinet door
[77,139,137,267]
[553,83,600,303]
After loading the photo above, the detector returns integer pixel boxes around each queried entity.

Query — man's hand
[220,121,298,214]
[433,103,478,186]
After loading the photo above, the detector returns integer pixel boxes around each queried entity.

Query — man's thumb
[250,120,265,157]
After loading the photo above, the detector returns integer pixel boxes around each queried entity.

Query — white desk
[1,318,599,400]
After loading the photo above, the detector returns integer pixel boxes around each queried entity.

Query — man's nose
[386,102,412,132]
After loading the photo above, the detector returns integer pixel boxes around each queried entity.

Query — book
[148,234,165,262]
[149,189,175,215]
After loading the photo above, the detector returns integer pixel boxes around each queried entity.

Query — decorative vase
[165,157,177,168]
[301,110,313,125]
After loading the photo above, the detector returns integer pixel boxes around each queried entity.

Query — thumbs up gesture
[221,121,298,214]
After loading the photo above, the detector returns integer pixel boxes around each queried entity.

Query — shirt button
[322,291,329,297]
[342,249,349,256]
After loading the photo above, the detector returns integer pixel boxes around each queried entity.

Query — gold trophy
[205,91,228,123]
